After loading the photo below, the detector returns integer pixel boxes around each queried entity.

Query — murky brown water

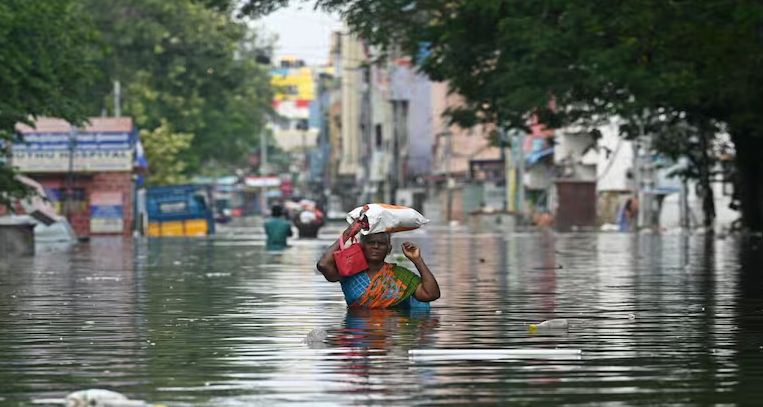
[1,225,762,406]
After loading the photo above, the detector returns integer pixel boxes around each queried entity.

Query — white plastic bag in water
[347,203,429,234]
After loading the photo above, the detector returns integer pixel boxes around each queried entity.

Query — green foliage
[1,0,273,207]
[81,0,273,177]
[242,0,763,127]
[241,0,763,229]
[140,121,194,185]
[0,168,33,210]
[0,0,99,208]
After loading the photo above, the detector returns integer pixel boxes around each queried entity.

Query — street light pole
[445,132,454,223]
[113,80,121,117]
[258,125,269,215]
[66,125,78,223]
[260,126,269,176]
[515,129,526,216]
[302,126,308,196]
[440,131,453,223]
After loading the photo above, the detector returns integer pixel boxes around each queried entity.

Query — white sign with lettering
[11,150,132,172]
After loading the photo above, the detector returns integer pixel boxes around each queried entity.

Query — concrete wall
[338,34,364,177]
[596,117,634,192]
[659,178,738,230]
[368,63,392,184]
[430,83,500,177]
[389,64,432,177]
[554,127,596,181]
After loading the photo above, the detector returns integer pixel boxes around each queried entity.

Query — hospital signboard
[12,131,134,172]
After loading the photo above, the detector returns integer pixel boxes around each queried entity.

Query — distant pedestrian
[264,204,292,250]
[617,195,639,232]
[293,206,325,238]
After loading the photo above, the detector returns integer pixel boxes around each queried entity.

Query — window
[159,201,187,214]
[375,124,383,148]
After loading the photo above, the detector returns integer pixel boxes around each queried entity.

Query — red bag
[332,234,368,277]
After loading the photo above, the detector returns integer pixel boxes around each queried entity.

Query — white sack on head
[347,203,429,234]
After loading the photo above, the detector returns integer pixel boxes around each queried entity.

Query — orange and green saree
[340,263,429,309]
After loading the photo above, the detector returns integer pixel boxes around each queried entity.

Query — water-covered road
[1,225,762,405]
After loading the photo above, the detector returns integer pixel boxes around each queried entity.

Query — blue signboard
[12,131,136,172]
[13,132,134,151]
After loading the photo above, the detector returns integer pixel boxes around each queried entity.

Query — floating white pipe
[409,349,582,361]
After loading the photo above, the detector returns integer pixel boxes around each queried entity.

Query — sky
[253,3,343,67]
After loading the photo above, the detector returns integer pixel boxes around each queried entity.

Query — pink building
[12,117,138,238]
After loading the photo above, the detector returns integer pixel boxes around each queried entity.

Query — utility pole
[360,65,372,203]
[66,125,78,223]
[503,128,518,213]
[302,128,308,195]
[680,178,690,229]
[391,101,399,204]
[631,119,643,231]
[515,129,526,216]
[260,125,269,176]
[633,112,659,231]
[391,100,408,205]
[636,120,656,230]
[500,130,508,212]
[297,119,309,196]
[113,80,121,117]
[444,131,453,222]
[259,124,269,214]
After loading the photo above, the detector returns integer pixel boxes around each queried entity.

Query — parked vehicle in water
[146,185,215,237]
[2,215,78,243]
[0,176,78,244]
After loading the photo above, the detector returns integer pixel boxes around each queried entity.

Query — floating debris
[528,319,569,334]
[62,389,162,407]
[303,328,328,349]
[409,349,582,361]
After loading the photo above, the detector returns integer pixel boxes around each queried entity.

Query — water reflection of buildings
[0,238,145,394]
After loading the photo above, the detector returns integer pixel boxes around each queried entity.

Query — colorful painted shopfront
[13,117,139,238]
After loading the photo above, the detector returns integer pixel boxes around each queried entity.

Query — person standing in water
[264,204,292,250]
[316,219,440,309]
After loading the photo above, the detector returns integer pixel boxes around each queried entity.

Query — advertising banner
[90,192,124,233]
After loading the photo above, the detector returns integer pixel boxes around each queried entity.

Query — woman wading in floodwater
[316,218,440,309]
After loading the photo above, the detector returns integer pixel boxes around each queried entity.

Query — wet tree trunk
[731,132,763,232]
[698,127,715,229]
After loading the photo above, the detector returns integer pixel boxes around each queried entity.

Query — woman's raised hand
[401,242,421,261]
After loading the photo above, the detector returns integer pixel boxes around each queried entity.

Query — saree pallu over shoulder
[341,263,421,308]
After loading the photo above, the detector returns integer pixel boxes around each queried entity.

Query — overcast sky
[253,3,343,66]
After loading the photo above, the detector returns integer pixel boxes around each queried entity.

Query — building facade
[12,117,138,238]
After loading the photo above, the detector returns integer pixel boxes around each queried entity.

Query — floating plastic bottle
[528,319,569,333]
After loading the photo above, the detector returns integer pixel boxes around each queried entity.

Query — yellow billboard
[271,67,315,102]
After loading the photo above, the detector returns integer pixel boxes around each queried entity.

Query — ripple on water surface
[1,232,762,405]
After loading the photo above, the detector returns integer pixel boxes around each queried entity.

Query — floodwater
[1,224,762,406]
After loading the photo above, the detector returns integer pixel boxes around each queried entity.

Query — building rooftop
[15,117,134,133]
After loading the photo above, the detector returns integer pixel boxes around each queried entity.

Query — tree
[0,0,99,208]
[80,0,273,176]
[651,116,731,228]
[241,0,763,231]
[140,121,194,185]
